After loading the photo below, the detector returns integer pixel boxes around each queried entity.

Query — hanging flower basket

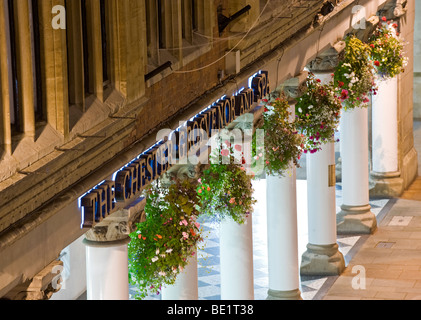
[333,36,377,110]
[294,73,342,153]
[369,17,409,79]
[128,179,203,299]
[252,94,304,176]
[197,138,256,225]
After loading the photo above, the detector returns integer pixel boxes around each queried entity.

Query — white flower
[151,256,159,262]
[166,248,173,254]
[156,248,160,255]
[308,105,313,109]
[158,271,166,277]
[298,108,303,113]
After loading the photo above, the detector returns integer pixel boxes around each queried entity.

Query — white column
[337,107,377,234]
[84,238,130,300]
[161,252,198,300]
[370,76,404,196]
[266,171,301,300]
[300,142,345,275]
[372,77,398,174]
[306,142,337,245]
[300,71,344,276]
[220,214,254,300]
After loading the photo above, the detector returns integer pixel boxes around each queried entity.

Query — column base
[300,243,345,276]
[369,171,404,198]
[337,204,377,235]
[266,288,302,300]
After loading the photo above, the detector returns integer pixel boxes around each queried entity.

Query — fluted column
[337,106,377,234]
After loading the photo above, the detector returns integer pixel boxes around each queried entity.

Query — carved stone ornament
[1,260,63,300]
[306,41,345,72]
[280,72,309,101]
[378,0,407,19]
[352,15,380,43]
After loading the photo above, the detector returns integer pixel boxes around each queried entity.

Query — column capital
[84,197,146,243]
[306,41,345,73]
[278,72,309,102]
[379,0,407,19]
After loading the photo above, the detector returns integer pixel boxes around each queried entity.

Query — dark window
[7,0,20,132]
[191,0,197,31]
[100,0,108,83]
[31,0,43,121]
[157,0,164,48]
[81,0,90,95]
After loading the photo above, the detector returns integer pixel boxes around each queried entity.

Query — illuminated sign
[79,71,269,228]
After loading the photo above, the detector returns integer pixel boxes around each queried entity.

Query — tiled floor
[130,178,390,301]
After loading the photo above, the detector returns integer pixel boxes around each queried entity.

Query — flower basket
[333,36,376,110]
[252,94,304,176]
[128,179,203,299]
[294,73,342,153]
[369,17,408,79]
[197,139,256,225]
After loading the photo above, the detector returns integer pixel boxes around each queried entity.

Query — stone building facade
[0,0,417,299]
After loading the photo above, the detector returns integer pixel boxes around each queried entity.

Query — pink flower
[234,144,242,152]
[182,232,189,239]
[340,89,349,100]
[221,149,229,156]
[180,219,188,226]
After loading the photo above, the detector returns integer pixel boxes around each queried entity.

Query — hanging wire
[172,0,272,74]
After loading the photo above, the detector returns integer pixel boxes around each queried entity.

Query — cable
[172,0,272,74]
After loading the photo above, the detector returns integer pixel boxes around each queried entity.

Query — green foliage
[252,94,303,176]
[369,18,408,79]
[197,139,256,225]
[128,179,203,300]
[295,73,342,154]
[333,36,376,110]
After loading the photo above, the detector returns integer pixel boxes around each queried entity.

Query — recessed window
[7,0,20,133]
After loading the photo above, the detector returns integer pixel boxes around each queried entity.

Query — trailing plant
[252,94,304,176]
[294,73,342,153]
[128,179,203,299]
[333,36,377,110]
[196,138,256,225]
[369,17,408,79]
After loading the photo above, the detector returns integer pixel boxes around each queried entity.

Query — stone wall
[414,0,421,119]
